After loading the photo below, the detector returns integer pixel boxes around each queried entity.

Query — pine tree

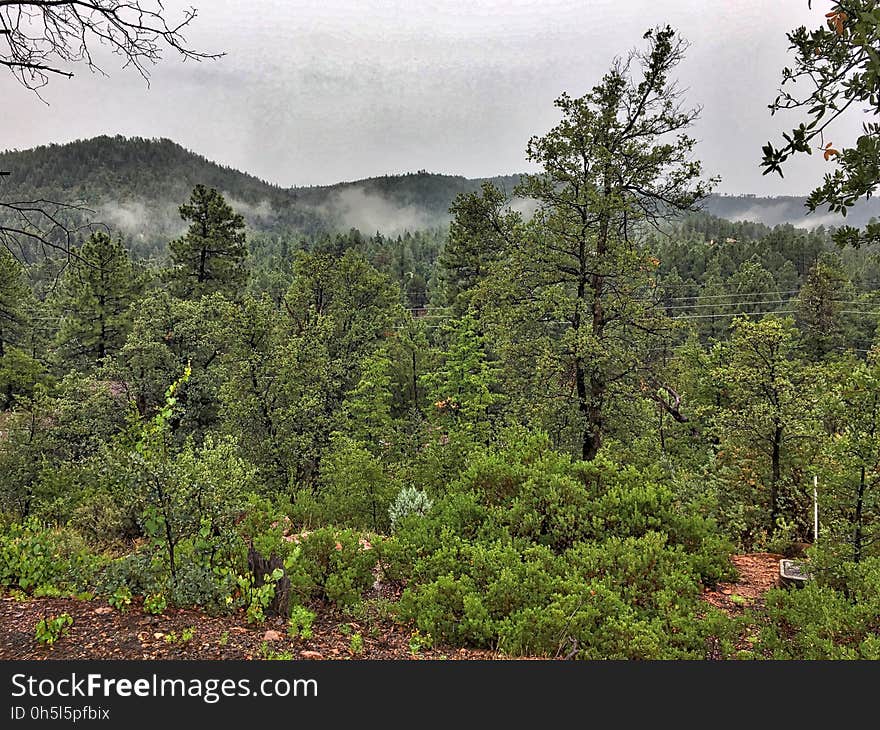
[465,26,713,460]
[166,185,248,299]
[0,247,48,408]
[53,231,138,370]
[0,246,28,361]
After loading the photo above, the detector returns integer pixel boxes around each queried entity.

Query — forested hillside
[0,136,519,255]
[4,135,877,259]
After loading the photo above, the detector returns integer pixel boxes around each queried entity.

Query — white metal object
[813,475,819,544]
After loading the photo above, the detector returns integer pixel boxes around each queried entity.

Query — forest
[2,9,880,662]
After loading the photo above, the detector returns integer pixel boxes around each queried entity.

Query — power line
[648,289,799,302]
[663,298,793,311]
[671,310,797,320]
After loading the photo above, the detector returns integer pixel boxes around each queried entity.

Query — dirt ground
[0,595,499,661]
[0,554,782,660]
[702,553,782,615]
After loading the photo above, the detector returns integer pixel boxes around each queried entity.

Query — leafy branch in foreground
[761,1,880,247]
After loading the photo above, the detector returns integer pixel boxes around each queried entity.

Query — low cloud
[314,187,446,234]
[97,200,185,241]
[226,196,276,222]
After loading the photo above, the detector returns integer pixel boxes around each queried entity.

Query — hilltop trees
[0,2,218,263]
[166,185,248,299]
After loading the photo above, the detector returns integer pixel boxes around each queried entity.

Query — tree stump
[247,543,291,617]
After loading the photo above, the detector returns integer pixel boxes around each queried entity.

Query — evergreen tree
[0,248,47,408]
[472,26,714,460]
[53,231,138,370]
[795,255,854,358]
[0,246,28,362]
[711,316,820,538]
[166,185,248,299]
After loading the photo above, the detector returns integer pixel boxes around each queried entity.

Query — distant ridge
[2,135,878,255]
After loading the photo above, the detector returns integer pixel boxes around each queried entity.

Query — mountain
[1,135,878,256]
[0,136,519,255]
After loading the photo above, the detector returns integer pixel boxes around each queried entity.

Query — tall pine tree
[166,185,248,299]
[53,231,138,370]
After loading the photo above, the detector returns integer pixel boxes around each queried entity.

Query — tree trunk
[584,203,609,462]
[247,543,291,617]
[770,425,782,529]
[854,466,866,563]
[98,293,107,362]
[411,348,418,407]
[573,279,594,462]
[198,246,208,284]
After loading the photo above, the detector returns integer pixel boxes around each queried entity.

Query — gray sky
[1,0,867,195]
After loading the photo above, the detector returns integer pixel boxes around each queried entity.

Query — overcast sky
[0,0,867,195]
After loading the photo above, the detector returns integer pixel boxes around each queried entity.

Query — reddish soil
[0,595,500,661]
[702,553,782,615]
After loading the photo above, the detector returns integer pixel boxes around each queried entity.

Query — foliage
[108,585,132,612]
[238,568,283,625]
[0,519,103,594]
[389,432,736,658]
[124,365,252,596]
[709,316,821,541]
[287,528,380,608]
[762,1,880,247]
[52,231,140,370]
[164,626,195,645]
[35,613,73,647]
[288,605,316,640]
[319,436,396,533]
[389,487,434,532]
[349,632,364,655]
[750,553,880,659]
[2,25,879,661]
[143,593,167,615]
[166,185,249,299]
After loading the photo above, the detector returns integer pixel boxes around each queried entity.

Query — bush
[288,605,316,640]
[288,527,379,608]
[319,437,396,533]
[35,614,73,646]
[389,433,736,658]
[0,519,104,594]
[751,554,880,659]
[389,487,433,532]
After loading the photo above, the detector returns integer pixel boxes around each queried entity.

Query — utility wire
[670,310,797,320]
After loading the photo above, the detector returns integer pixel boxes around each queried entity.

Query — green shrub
[389,487,433,532]
[143,593,167,615]
[390,435,736,658]
[288,527,379,608]
[349,632,364,655]
[0,519,104,594]
[35,614,73,647]
[108,584,132,612]
[751,555,880,659]
[319,437,396,533]
[288,605,316,640]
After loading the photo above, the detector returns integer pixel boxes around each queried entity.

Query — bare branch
[0,1,222,93]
